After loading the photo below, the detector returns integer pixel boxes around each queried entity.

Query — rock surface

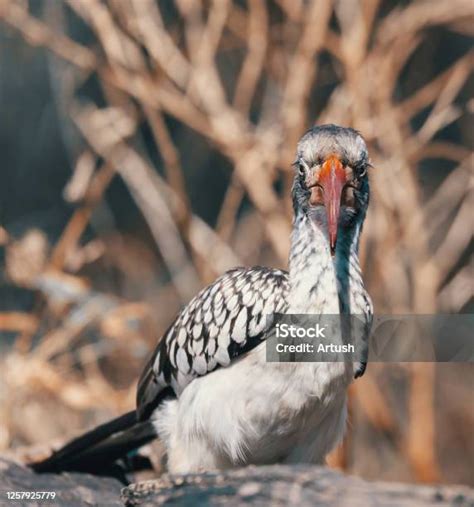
[0,458,123,507]
[1,458,473,507]
[122,465,474,507]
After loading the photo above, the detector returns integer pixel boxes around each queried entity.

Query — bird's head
[292,124,371,255]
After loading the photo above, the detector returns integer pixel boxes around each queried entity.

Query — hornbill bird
[31,124,373,477]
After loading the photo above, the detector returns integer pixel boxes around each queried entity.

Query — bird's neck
[288,213,364,314]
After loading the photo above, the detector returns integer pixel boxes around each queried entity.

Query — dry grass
[0,0,472,484]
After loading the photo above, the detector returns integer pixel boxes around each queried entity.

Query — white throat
[288,213,364,315]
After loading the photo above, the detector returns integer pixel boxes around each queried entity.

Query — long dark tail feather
[29,410,157,479]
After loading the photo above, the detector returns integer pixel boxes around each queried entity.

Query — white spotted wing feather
[137,267,288,419]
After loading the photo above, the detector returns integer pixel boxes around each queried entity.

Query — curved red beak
[318,155,345,255]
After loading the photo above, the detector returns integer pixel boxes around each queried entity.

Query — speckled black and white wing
[137,267,289,420]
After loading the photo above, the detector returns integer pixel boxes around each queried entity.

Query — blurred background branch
[0,0,472,485]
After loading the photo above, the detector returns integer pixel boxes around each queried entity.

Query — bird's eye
[298,164,305,177]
